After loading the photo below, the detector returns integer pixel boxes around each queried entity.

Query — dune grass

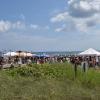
[0,62,100,100]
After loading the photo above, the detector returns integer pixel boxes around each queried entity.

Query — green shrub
[6,62,100,88]
[0,62,100,100]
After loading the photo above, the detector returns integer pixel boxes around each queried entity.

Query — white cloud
[0,20,11,32]
[51,0,100,33]
[55,28,62,32]
[12,21,25,29]
[30,24,39,29]
[55,24,67,32]
[0,20,25,33]
[30,24,50,30]
[51,12,68,23]
[68,0,100,18]
[0,20,50,34]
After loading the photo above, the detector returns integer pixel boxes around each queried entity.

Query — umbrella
[16,51,27,57]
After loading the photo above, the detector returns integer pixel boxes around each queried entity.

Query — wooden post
[83,62,86,72]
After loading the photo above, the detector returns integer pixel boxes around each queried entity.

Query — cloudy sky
[0,0,100,51]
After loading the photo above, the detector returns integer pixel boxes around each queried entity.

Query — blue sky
[0,0,100,51]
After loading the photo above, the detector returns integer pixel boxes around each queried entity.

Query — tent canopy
[16,51,33,57]
[4,52,18,56]
[79,48,100,56]
[26,52,33,57]
[4,51,33,57]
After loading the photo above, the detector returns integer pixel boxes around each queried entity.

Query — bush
[1,62,100,100]
[7,65,42,78]
[6,62,100,88]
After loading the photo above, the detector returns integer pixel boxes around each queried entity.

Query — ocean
[33,51,81,56]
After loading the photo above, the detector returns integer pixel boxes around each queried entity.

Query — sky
[0,0,100,51]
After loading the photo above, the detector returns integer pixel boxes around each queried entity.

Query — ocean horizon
[33,51,81,56]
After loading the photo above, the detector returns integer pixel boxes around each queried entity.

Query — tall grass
[0,62,100,100]
[6,63,100,87]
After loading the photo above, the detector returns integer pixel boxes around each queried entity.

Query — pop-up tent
[4,51,34,57]
[16,51,33,57]
[4,52,18,57]
[79,48,100,56]
[16,51,26,57]
[26,52,33,57]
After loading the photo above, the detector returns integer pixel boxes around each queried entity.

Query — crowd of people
[70,56,100,68]
[0,54,100,69]
[0,55,69,65]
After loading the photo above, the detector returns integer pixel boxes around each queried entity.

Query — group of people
[0,54,100,69]
[70,56,100,68]
[0,55,70,66]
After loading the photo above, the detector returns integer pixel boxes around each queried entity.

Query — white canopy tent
[4,51,34,57]
[26,52,33,57]
[79,48,100,56]
[16,51,33,57]
[4,52,18,57]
